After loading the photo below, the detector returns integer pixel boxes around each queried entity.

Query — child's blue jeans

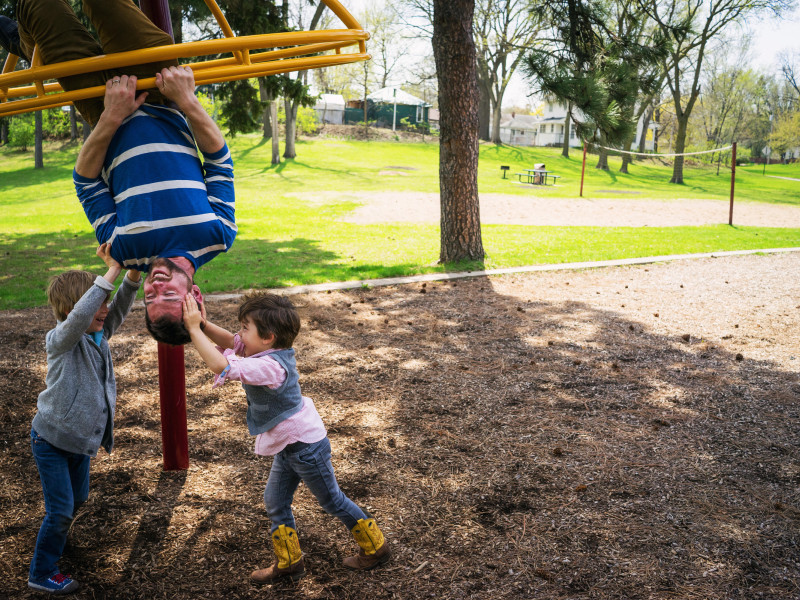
[264,437,367,534]
[29,428,90,582]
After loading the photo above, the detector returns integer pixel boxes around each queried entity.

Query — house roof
[500,114,539,130]
[314,94,345,109]
[367,86,430,106]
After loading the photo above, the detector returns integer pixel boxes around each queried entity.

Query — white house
[313,94,346,124]
[499,114,539,146]
[501,101,654,150]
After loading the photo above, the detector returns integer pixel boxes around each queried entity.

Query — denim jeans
[29,428,90,582]
[264,437,367,534]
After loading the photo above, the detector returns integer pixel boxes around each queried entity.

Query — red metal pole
[580,141,587,197]
[157,343,189,470]
[138,0,188,470]
[729,142,737,226]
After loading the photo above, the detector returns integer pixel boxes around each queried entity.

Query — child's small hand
[96,243,121,269]
[182,294,203,332]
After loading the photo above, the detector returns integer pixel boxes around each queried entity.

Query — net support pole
[728,142,737,226]
[139,0,188,471]
[579,141,587,197]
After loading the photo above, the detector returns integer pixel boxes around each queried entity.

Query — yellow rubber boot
[343,518,392,570]
[250,525,306,583]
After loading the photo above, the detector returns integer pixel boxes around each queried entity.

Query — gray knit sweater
[32,275,140,456]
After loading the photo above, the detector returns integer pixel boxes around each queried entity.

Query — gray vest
[242,348,303,435]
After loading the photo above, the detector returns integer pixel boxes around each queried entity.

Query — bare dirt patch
[2,252,799,599]
[296,191,800,228]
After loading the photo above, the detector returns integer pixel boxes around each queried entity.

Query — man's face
[143,258,200,322]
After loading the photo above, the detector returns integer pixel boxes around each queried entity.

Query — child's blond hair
[47,270,97,321]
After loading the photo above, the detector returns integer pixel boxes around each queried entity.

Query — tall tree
[780,49,800,99]
[645,0,792,183]
[693,45,759,163]
[474,0,541,144]
[363,1,409,89]
[523,0,670,170]
[432,0,484,263]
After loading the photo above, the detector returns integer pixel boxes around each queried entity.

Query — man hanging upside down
[2,0,236,345]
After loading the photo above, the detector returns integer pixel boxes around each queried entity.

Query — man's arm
[75,75,148,178]
[156,66,224,155]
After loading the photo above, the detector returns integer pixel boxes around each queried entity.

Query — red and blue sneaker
[28,572,80,595]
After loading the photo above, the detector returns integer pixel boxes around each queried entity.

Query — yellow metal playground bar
[0,0,370,117]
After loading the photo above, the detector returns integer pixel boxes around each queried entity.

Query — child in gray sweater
[28,243,141,595]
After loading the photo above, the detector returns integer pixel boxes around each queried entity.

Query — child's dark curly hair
[238,293,300,349]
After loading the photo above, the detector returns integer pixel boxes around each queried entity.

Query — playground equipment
[0,0,369,118]
[4,0,367,470]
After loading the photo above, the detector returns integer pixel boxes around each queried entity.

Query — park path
[295,191,800,228]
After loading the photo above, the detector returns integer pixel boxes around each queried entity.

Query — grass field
[2,135,800,310]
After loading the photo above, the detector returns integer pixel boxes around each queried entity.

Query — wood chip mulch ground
[1,252,799,600]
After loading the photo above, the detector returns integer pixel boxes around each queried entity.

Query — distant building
[499,114,539,146]
[428,108,440,132]
[500,101,653,150]
[313,94,346,125]
[359,86,432,129]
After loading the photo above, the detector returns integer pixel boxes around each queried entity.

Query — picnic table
[516,168,561,185]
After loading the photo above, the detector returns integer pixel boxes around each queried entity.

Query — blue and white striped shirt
[74,103,236,273]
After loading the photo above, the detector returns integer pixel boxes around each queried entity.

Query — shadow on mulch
[1,264,798,600]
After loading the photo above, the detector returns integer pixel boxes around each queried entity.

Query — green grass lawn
[2,135,800,310]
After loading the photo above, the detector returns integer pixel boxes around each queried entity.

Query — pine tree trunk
[432,0,484,263]
[671,116,688,184]
[258,79,273,139]
[270,102,280,165]
[620,136,634,173]
[283,98,299,159]
[561,105,571,158]
[595,147,609,170]
[34,110,43,169]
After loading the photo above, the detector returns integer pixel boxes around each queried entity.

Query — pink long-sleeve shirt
[213,335,326,456]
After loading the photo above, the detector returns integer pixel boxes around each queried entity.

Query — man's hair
[238,293,301,349]
[47,270,96,321]
[144,309,195,346]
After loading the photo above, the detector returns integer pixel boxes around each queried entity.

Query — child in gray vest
[28,244,141,595]
[182,292,391,583]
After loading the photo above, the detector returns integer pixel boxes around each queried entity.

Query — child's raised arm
[96,243,122,284]
[183,295,230,375]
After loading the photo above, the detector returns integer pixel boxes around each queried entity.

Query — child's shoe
[250,525,306,584]
[343,518,392,570]
[27,572,80,594]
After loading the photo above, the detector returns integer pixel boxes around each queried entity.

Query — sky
[333,0,800,109]
[501,9,800,109]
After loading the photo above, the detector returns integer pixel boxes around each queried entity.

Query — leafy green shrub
[296,105,319,135]
[8,114,34,150]
[43,108,70,139]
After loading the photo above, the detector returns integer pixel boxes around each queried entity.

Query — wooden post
[138,0,188,470]
[579,141,587,197]
[729,142,736,226]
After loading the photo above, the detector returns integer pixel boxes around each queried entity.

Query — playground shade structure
[0,0,369,117]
